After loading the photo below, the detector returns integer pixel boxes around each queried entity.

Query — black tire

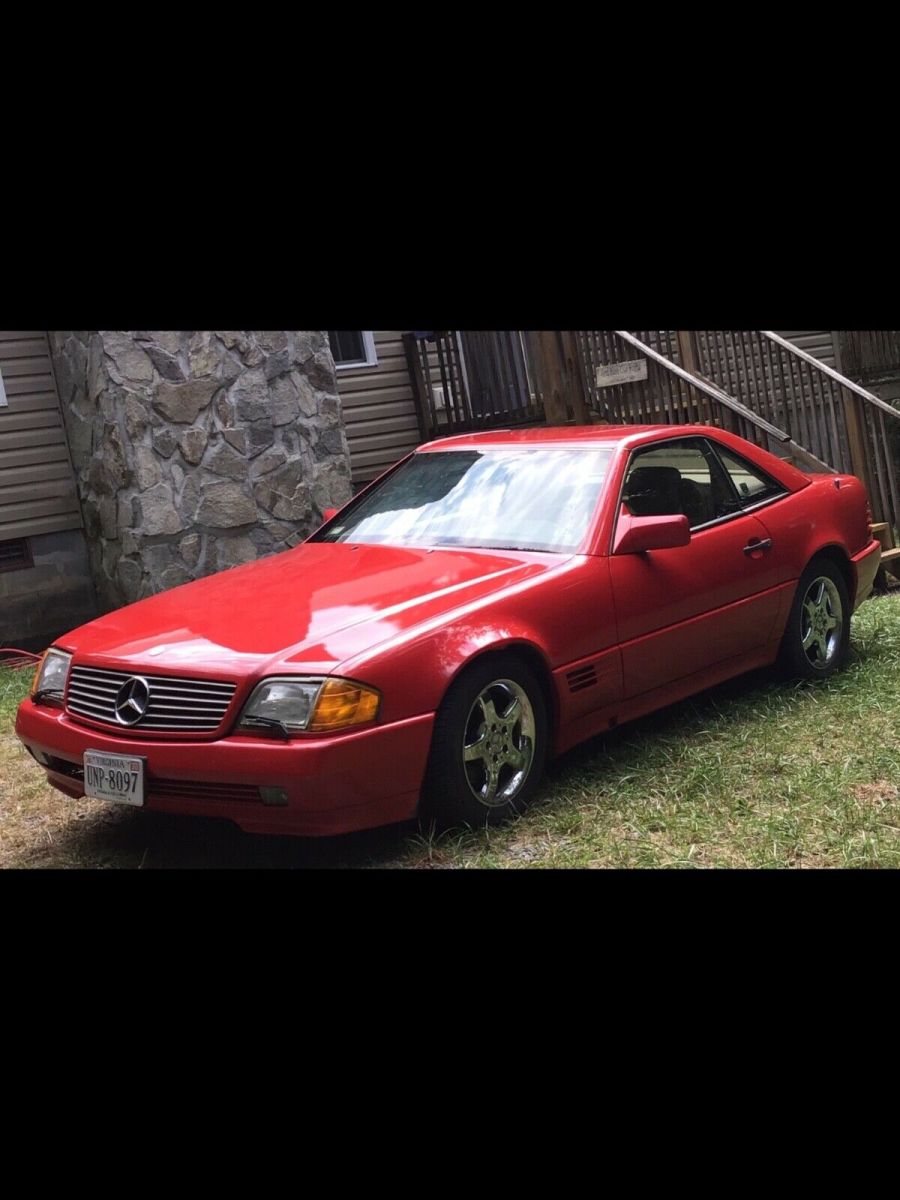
[779,557,851,681]
[419,653,548,830]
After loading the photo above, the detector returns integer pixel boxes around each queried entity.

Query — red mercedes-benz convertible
[17,425,882,835]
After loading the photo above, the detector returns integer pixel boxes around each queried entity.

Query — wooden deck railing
[578,331,830,471]
[405,329,900,539]
[577,330,900,536]
[404,331,545,442]
[759,331,900,534]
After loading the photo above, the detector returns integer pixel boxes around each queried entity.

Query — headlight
[238,677,380,735]
[239,678,323,732]
[32,648,72,704]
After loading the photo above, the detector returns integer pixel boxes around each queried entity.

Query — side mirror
[613,513,691,555]
[321,507,338,522]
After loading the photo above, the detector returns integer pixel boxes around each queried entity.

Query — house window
[328,331,377,370]
[0,538,33,572]
[0,365,8,408]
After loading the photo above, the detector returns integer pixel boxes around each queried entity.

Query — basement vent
[0,538,32,573]
[566,664,598,693]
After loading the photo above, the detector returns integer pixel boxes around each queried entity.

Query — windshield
[314,448,613,553]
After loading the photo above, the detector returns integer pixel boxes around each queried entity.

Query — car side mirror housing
[613,513,691,555]
[321,507,338,522]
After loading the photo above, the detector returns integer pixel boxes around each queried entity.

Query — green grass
[0,662,32,725]
[1,593,899,868]
[397,592,900,869]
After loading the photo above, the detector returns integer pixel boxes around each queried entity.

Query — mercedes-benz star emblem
[114,677,151,726]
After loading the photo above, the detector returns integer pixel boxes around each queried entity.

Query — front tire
[780,557,850,680]
[420,654,548,830]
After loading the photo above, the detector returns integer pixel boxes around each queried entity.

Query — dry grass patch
[0,683,124,869]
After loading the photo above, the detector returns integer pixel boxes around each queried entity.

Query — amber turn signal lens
[308,679,380,732]
[31,651,48,696]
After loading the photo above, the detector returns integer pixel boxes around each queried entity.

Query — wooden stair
[871,522,900,582]
[595,332,900,552]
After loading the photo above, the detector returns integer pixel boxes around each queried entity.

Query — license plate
[83,751,146,807]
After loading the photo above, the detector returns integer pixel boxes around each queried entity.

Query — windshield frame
[309,444,614,556]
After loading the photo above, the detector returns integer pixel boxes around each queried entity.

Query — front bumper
[15,700,434,836]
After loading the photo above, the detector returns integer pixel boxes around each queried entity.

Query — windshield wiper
[33,688,65,705]
[238,715,293,740]
[425,541,542,553]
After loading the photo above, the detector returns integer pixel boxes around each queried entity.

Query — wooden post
[403,332,434,442]
[527,331,565,425]
[842,386,876,502]
[527,331,589,426]
[679,329,726,430]
[676,329,699,377]
[560,330,591,424]
[831,330,844,375]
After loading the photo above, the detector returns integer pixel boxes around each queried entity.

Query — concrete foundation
[0,528,98,651]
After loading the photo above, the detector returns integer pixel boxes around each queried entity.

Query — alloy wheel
[801,576,844,669]
[462,679,536,808]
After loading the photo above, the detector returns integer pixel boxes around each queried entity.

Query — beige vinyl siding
[336,331,423,485]
[0,331,82,539]
[777,331,838,367]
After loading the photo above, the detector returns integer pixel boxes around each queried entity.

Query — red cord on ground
[0,647,41,669]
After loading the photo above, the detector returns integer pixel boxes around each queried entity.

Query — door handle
[743,538,773,556]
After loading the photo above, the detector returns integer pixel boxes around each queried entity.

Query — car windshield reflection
[315,448,613,554]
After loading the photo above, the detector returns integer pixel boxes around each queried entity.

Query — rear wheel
[780,558,850,680]
[420,654,548,830]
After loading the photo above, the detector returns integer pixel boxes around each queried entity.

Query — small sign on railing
[596,360,648,388]
[0,367,7,408]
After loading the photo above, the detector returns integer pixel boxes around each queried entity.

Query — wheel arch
[807,543,855,607]
[446,639,559,743]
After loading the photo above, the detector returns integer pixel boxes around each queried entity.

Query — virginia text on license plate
[83,751,146,807]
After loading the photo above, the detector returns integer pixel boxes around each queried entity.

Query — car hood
[62,542,563,679]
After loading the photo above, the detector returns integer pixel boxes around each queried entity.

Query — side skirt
[553,637,782,757]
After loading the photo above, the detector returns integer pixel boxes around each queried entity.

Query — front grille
[67,666,237,733]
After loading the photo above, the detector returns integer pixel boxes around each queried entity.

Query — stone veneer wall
[48,331,353,610]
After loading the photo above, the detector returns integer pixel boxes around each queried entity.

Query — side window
[622,438,736,530]
[713,445,785,506]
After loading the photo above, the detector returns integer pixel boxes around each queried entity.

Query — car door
[607,436,785,699]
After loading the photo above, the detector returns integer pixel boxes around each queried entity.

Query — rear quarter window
[713,445,786,506]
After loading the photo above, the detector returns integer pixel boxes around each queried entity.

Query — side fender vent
[566,665,598,693]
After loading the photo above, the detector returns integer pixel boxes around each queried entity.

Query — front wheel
[420,654,548,830]
[780,558,851,680]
